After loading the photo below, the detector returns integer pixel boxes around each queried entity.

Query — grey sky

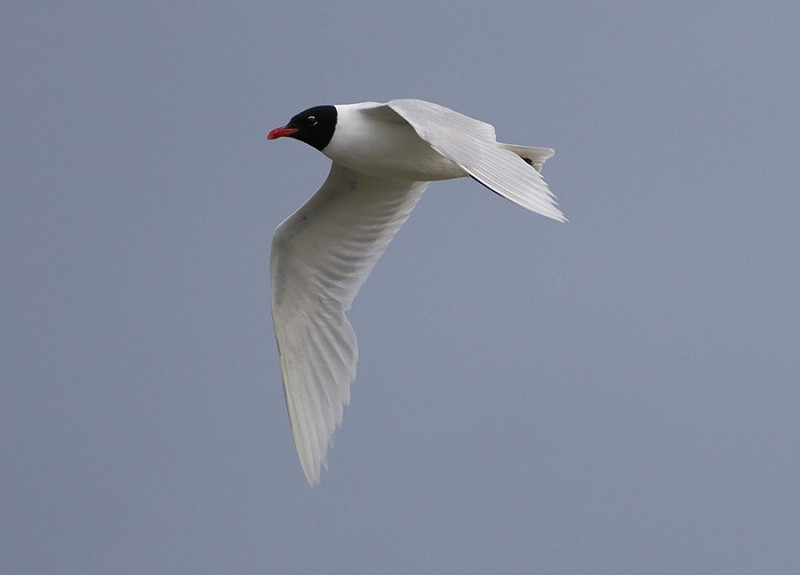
[2,1,799,573]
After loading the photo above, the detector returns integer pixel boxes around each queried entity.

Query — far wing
[270,162,428,485]
[388,99,566,222]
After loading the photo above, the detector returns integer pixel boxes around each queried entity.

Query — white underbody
[323,103,468,181]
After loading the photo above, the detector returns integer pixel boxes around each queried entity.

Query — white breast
[322,104,467,181]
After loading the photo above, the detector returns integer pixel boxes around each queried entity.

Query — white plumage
[268,99,564,484]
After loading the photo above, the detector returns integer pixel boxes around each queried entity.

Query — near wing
[388,99,566,222]
[270,163,428,485]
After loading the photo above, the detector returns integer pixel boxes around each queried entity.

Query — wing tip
[302,461,323,487]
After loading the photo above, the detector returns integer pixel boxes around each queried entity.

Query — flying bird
[268,99,565,485]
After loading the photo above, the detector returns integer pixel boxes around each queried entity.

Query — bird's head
[267,105,337,151]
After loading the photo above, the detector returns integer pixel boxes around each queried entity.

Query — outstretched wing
[271,162,428,485]
[388,99,566,222]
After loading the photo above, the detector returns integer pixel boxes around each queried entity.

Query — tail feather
[499,144,554,173]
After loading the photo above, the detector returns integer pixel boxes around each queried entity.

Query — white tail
[499,144,554,173]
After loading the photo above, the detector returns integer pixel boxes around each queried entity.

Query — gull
[267,99,565,484]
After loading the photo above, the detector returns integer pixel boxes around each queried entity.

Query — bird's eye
[306,115,318,126]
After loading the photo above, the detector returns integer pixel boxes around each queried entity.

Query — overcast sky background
[3,1,799,573]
